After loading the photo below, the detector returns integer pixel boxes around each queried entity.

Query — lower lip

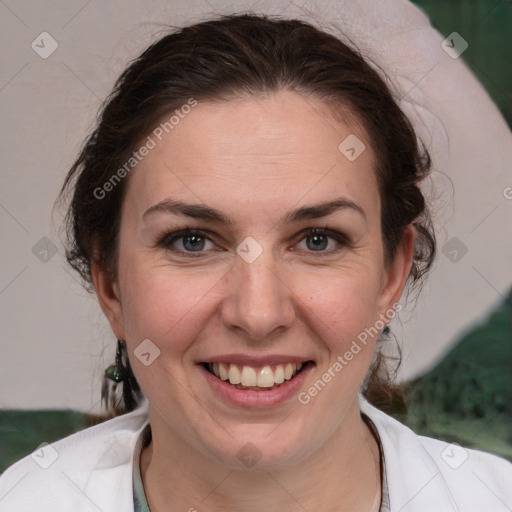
[198,363,315,409]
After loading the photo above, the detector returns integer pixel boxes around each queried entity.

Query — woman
[1,12,511,512]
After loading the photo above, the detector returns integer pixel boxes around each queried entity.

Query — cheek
[291,272,382,415]
[119,261,218,351]
[295,268,382,339]
[119,266,218,403]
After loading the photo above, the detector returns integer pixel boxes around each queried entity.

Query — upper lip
[197,354,314,366]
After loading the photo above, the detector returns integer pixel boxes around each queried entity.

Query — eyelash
[153,226,351,257]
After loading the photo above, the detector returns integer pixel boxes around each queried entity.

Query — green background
[412,0,512,128]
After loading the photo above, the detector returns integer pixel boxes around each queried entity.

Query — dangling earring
[376,325,390,343]
[104,338,129,383]
[102,339,142,414]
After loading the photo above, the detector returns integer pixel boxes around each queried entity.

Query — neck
[140,397,381,512]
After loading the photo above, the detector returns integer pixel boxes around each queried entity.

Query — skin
[93,90,414,512]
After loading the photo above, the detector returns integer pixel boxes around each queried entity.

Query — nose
[220,250,296,341]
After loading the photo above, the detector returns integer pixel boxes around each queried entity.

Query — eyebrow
[142,197,366,225]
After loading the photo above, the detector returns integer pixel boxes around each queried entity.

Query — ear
[91,262,126,340]
[377,224,415,314]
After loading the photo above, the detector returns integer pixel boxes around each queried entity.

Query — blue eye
[155,229,216,255]
[154,227,349,256]
[298,228,348,252]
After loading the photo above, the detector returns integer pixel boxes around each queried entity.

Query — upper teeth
[209,362,303,388]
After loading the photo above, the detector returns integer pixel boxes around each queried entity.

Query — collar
[359,395,458,511]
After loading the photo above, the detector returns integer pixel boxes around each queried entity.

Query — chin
[201,428,309,471]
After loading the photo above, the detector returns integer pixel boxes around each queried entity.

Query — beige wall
[1,0,511,412]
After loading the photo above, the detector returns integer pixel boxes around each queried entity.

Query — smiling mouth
[201,361,314,391]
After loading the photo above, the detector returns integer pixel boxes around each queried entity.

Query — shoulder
[360,396,512,511]
[0,399,149,512]
[416,433,512,499]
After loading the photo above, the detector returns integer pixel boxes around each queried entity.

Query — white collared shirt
[1,396,511,511]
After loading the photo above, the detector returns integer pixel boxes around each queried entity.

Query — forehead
[123,90,379,224]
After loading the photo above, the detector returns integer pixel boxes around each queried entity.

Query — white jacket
[1,397,511,511]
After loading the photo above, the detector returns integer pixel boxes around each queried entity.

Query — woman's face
[94,90,412,468]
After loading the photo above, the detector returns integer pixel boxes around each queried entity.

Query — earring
[102,339,143,414]
[104,338,129,383]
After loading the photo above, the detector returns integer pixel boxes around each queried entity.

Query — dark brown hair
[56,13,436,417]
